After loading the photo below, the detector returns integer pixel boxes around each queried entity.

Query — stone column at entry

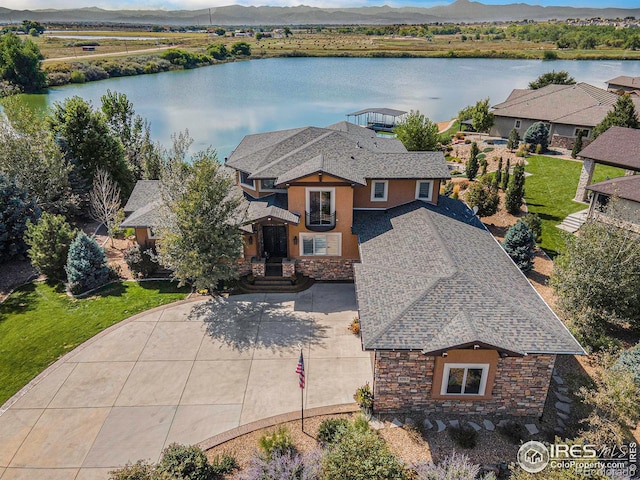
[574,157,595,203]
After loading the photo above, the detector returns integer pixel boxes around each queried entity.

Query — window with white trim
[306,187,335,226]
[147,227,160,240]
[514,120,521,129]
[441,363,489,396]
[300,233,341,256]
[240,171,255,189]
[415,181,433,201]
[370,180,388,202]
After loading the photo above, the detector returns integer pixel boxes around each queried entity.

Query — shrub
[413,452,494,480]
[353,383,373,410]
[124,245,159,278]
[0,175,41,262]
[156,443,215,480]
[241,449,322,480]
[505,162,526,214]
[65,231,110,295]
[24,212,77,282]
[465,177,499,217]
[210,453,239,476]
[108,460,156,480]
[69,70,86,83]
[614,342,640,385]
[497,420,527,444]
[207,43,229,60]
[571,130,584,159]
[502,220,536,272]
[230,41,252,56]
[520,213,542,243]
[507,128,520,151]
[523,122,549,152]
[258,426,295,458]
[501,158,510,190]
[322,426,408,480]
[317,418,350,446]
[448,423,478,449]
[442,181,454,197]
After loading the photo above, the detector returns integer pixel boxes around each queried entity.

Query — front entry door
[262,226,287,260]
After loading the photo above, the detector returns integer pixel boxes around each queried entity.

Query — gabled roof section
[492,83,622,127]
[227,121,449,184]
[121,200,161,228]
[607,76,640,90]
[587,175,640,203]
[246,200,300,225]
[578,126,640,171]
[353,198,584,355]
[123,180,160,214]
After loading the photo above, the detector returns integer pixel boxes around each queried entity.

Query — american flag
[296,351,305,389]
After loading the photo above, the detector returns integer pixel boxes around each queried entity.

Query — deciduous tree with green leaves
[393,110,439,151]
[528,70,576,89]
[156,142,246,290]
[592,93,640,138]
[24,212,76,282]
[0,32,46,93]
[471,97,494,133]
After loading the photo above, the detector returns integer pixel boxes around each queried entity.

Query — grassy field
[524,156,625,257]
[0,280,190,405]
[32,29,640,63]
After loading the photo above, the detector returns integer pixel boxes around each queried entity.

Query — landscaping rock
[436,420,446,432]
[553,374,564,385]
[423,418,433,430]
[468,421,482,431]
[483,419,496,431]
[556,401,571,414]
[497,419,509,428]
[369,417,385,430]
[555,391,571,403]
[557,386,569,394]
[557,418,566,429]
[557,411,569,421]
[404,417,415,427]
[525,424,539,435]
[449,419,460,428]
[390,418,402,428]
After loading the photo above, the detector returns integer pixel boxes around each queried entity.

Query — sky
[5,0,639,11]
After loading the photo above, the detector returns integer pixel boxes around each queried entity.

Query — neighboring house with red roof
[490,83,640,150]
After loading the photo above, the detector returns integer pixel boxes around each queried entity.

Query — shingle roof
[578,126,640,171]
[353,199,584,355]
[120,200,161,228]
[607,76,640,90]
[587,175,640,203]
[246,201,300,225]
[347,108,407,117]
[226,122,449,184]
[122,180,160,214]
[492,83,626,127]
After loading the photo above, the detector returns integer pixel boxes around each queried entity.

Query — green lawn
[0,281,189,405]
[524,156,625,257]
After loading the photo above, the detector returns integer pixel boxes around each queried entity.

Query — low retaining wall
[295,258,356,281]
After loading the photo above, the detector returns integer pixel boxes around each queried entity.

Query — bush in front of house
[465,176,499,217]
[124,245,159,278]
[317,418,350,446]
[413,452,495,480]
[156,443,216,480]
[497,420,527,444]
[24,212,77,282]
[523,122,549,153]
[322,423,408,480]
[447,423,478,449]
[240,449,323,480]
[502,220,536,272]
[108,460,157,480]
[258,426,295,458]
[65,231,110,295]
[520,213,542,243]
[210,453,239,476]
[615,342,640,385]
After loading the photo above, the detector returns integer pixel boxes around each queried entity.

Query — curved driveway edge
[0,284,372,480]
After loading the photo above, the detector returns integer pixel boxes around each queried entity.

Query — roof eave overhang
[247,214,300,225]
[420,341,526,358]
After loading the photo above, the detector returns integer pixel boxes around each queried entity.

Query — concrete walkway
[0,284,371,480]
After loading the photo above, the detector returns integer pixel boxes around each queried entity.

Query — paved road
[43,45,176,63]
[0,284,372,480]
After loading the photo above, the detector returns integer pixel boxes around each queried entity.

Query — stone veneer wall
[295,258,356,281]
[373,351,556,417]
[550,134,592,151]
[237,258,252,276]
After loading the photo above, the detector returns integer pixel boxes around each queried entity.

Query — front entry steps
[234,275,314,294]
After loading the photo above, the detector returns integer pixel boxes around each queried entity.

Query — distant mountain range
[1,0,640,26]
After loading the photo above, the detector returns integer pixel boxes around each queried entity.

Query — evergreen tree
[465,142,479,180]
[24,212,76,282]
[505,162,526,214]
[0,174,40,262]
[393,110,439,151]
[465,176,499,217]
[523,122,549,152]
[502,220,535,272]
[520,213,542,243]
[507,128,520,151]
[502,158,511,191]
[65,231,109,294]
[495,157,503,187]
[571,130,585,159]
[592,94,640,138]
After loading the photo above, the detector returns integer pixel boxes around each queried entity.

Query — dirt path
[43,45,177,63]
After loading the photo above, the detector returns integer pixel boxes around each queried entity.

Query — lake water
[23,57,640,159]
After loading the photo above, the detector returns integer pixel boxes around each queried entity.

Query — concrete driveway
[0,284,372,480]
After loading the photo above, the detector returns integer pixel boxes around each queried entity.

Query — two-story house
[225,121,450,280]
